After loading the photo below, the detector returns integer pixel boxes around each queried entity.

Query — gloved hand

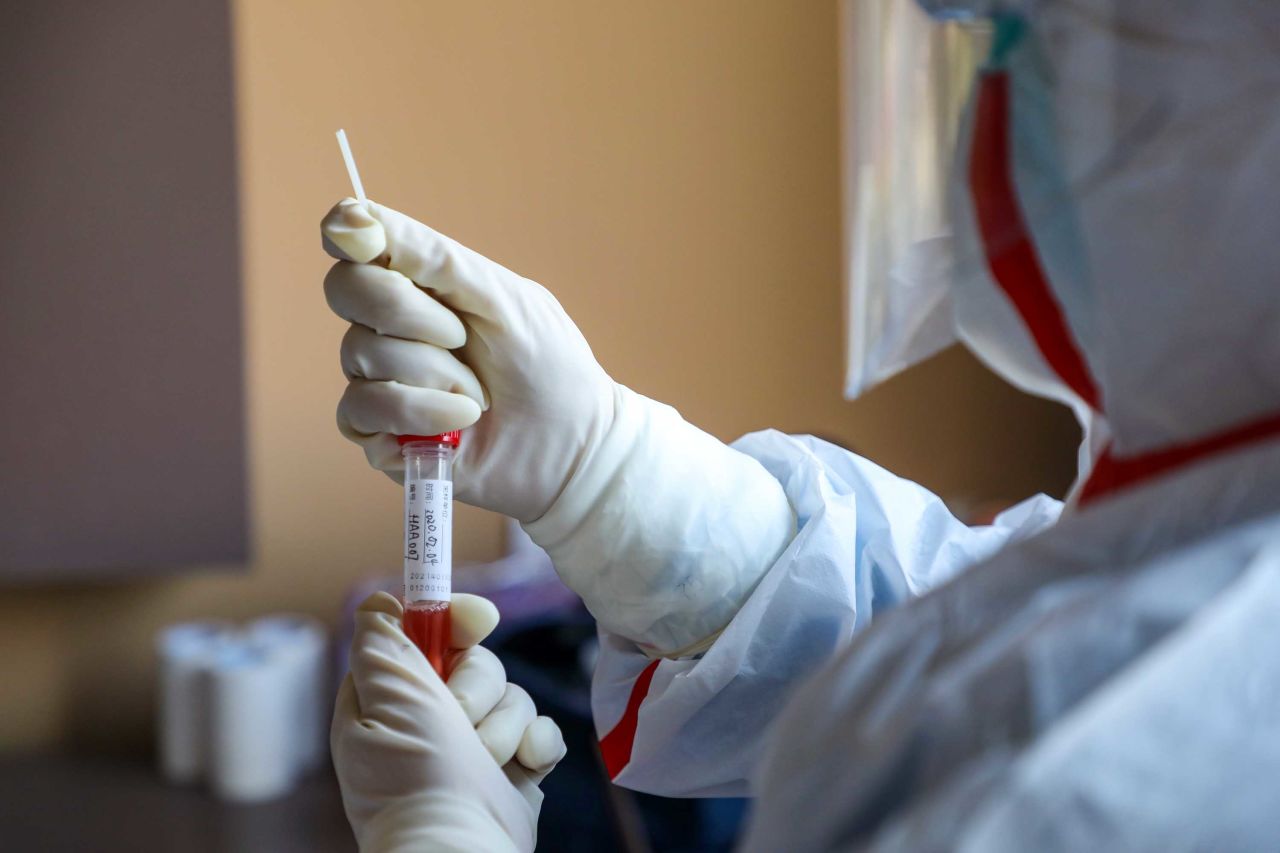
[321,199,795,656]
[332,592,566,853]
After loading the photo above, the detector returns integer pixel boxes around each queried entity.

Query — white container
[246,614,329,776]
[206,641,295,802]
[155,621,234,785]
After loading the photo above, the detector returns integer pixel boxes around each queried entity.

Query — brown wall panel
[0,1,245,579]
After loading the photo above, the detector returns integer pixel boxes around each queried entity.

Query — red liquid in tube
[403,601,452,677]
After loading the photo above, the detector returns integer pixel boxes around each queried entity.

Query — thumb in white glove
[332,592,566,853]
[321,199,795,657]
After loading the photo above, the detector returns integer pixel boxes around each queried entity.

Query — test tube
[400,431,460,676]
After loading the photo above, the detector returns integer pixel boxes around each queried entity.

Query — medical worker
[324,1,1280,849]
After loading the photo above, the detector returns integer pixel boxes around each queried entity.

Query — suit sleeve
[591,430,1062,797]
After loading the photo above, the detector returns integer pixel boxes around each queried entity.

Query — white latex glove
[321,199,794,656]
[332,592,566,853]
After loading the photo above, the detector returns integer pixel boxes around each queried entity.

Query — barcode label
[403,478,452,603]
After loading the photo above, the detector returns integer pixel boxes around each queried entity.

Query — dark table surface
[0,755,355,853]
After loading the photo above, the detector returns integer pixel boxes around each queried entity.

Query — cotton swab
[335,129,367,205]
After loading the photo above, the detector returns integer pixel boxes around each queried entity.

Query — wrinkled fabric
[742,438,1280,852]
[594,431,1060,796]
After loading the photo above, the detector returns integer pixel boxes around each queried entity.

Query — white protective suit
[324,0,1280,848]
[598,1,1280,847]
[733,2,1280,847]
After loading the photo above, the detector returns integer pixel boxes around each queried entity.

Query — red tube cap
[397,431,462,447]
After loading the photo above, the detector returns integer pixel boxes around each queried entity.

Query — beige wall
[0,0,1077,753]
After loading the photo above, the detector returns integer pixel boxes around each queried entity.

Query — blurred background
[0,0,1077,850]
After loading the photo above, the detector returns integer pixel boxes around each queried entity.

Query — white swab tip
[335,128,368,205]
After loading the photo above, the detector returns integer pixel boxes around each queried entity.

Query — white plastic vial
[399,431,460,675]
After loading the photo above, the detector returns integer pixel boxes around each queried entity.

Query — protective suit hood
[849,1,1280,502]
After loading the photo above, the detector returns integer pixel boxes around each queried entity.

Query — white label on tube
[404,478,452,603]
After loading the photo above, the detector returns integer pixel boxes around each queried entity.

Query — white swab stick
[335,129,367,205]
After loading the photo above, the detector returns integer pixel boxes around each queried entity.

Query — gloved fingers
[363,201,516,321]
[331,672,361,736]
[475,684,537,766]
[346,592,458,728]
[338,430,404,475]
[515,716,567,780]
[354,587,404,621]
[321,198,387,264]
[445,644,507,725]
[329,672,385,833]
[341,325,488,411]
[330,672,392,766]
[450,593,500,649]
[325,260,467,349]
[337,379,482,444]
[502,761,546,814]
